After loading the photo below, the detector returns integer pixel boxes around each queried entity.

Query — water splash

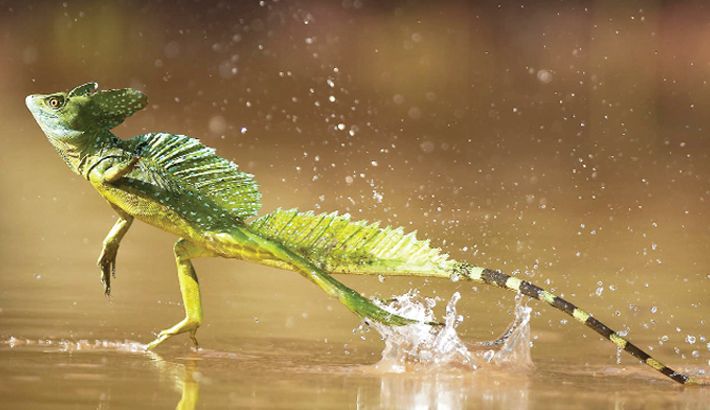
[361,290,533,373]
[476,294,533,368]
[1,336,146,353]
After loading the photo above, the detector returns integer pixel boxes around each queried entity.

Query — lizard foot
[343,292,442,327]
[145,317,201,350]
[97,244,119,296]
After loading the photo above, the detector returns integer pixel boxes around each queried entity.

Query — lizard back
[249,208,454,276]
[128,132,262,222]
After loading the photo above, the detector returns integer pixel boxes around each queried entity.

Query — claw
[189,329,199,350]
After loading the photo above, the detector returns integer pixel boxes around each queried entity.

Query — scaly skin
[26,82,697,385]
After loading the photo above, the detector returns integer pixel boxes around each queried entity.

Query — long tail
[248,208,696,384]
[454,263,696,385]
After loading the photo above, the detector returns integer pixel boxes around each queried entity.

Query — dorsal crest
[133,133,261,221]
[250,208,452,274]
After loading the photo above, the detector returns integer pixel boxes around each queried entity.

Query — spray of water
[2,337,146,353]
[360,290,533,373]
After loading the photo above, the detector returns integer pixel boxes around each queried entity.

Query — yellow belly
[91,181,267,261]
[94,182,202,242]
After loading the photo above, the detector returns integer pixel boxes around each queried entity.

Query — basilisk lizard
[25,82,696,384]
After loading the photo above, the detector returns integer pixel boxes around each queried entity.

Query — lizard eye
[46,96,65,109]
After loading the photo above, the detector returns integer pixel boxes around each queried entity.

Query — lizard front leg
[98,206,133,295]
[87,156,138,295]
[102,156,140,183]
[146,239,214,350]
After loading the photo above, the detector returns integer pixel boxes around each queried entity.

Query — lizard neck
[46,129,122,176]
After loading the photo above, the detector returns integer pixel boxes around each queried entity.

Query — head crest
[68,82,98,97]
[87,85,148,129]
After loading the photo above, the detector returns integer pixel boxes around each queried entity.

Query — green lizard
[26,82,696,384]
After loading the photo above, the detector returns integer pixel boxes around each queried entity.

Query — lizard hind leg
[146,239,214,350]
[248,234,429,327]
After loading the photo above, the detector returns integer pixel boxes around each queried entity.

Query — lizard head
[26,82,148,140]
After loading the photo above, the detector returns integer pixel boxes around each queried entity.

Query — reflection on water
[0,336,548,410]
[1,338,199,409]
[3,336,708,410]
[2,319,708,410]
[357,370,532,410]
[153,356,200,410]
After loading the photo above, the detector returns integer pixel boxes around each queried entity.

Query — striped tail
[454,263,696,385]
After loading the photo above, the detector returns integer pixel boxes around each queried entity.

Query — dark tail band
[454,263,695,385]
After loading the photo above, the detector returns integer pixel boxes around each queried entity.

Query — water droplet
[407,107,421,119]
[537,69,553,83]
[420,141,435,153]
[208,115,227,134]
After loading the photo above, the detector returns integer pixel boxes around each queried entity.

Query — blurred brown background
[0,0,708,371]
